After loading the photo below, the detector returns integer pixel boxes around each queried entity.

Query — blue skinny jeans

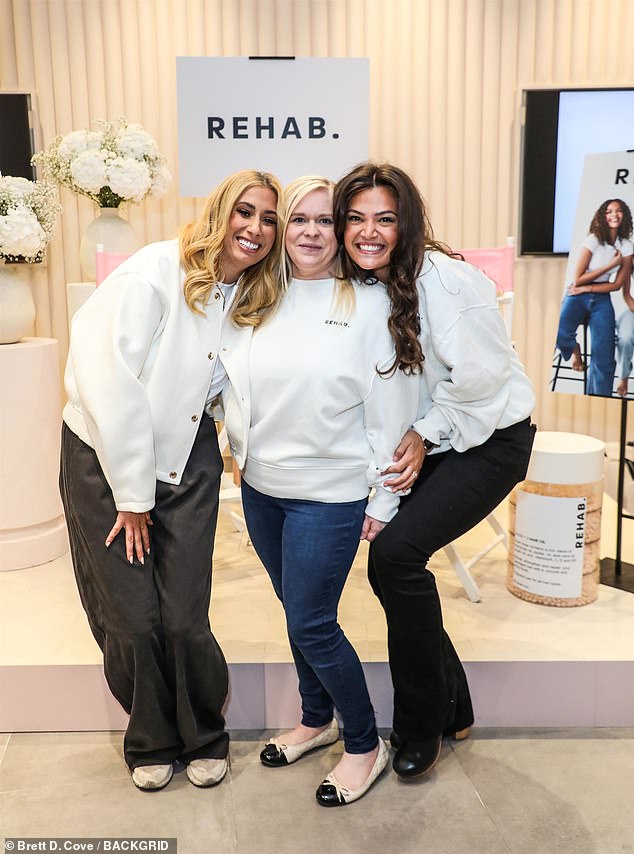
[240,479,378,754]
[556,292,616,396]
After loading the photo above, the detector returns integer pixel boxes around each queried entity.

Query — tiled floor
[1,728,633,853]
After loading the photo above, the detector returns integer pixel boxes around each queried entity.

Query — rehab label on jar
[513,491,585,598]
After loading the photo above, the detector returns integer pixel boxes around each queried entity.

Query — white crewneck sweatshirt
[221,277,419,522]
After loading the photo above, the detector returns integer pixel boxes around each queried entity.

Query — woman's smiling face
[285,188,337,280]
[605,201,624,231]
[221,186,278,282]
[343,186,399,280]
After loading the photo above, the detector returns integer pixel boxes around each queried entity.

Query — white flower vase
[79,207,140,281]
[0,264,36,344]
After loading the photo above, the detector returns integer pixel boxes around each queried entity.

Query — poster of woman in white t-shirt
[554,198,633,397]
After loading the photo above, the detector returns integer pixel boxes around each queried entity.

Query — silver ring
[411,470,418,479]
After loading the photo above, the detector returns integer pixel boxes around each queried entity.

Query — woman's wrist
[409,428,425,447]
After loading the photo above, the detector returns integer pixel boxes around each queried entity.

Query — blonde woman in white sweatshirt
[220,176,418,806]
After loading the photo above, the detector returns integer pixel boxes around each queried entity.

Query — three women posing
[63,160,536,804]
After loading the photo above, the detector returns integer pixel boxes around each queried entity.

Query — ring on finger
[411,470,418,479]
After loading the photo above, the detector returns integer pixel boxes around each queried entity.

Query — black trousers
[368,418,536,741]
[59,414,229,769]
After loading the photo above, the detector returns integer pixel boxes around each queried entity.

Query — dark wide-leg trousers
[59,414,229,769]
[368,418,536,741]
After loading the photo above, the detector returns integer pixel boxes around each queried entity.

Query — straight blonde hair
[282,175,355,319]
[180,169,284,327]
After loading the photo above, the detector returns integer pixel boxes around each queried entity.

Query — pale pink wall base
[1,661,632,733]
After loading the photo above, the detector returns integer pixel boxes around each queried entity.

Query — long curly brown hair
[333,162,449,375]
[589,198,633,245]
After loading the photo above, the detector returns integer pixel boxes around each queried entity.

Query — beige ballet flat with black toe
[315,737,389,806]
[260,719,339,767]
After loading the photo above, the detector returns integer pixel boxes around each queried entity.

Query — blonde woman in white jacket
[220,176,418,806]
[60,170,283,791]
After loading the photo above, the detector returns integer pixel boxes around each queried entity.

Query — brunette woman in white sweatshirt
[220,176,418,806]
[60,170,284,791]
[334,162,536,782]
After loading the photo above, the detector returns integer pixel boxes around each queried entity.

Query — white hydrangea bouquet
[0,175,61,263]
[33,118,171,208]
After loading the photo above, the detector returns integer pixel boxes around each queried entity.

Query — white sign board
[176,57,369,196]
[512,492,585,598]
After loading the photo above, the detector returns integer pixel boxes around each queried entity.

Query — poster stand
[600,398,634,592]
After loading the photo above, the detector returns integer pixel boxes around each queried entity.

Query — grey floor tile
[453,734,634,854]
[2,731,633,854]
[0,732,237,853]
[1,771,236,854]
[0,732,127,792]
[230,743,508,854]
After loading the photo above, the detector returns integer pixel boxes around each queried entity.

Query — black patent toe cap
[259,743,288,767]
[315,782,345,807]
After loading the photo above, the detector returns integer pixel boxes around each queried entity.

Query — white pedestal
[0,338,68,570]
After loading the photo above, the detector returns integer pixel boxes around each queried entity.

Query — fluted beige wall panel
[2,0,633,440]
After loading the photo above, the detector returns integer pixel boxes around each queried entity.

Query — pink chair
[95,244,133,286]
[458,240,515,340]
[443,241,516,602]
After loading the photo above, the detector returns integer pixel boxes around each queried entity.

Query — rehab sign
[177,57,369,194]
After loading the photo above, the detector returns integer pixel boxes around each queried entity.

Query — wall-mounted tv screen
[0,93,36,181]
[519,88,634,256]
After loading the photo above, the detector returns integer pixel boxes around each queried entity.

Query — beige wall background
[2,0,633,440]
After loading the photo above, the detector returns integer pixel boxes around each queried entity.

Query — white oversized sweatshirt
[220,277,419,522]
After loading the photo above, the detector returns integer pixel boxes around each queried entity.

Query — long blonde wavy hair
[180,169,284,327]
[281,175,355,318]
